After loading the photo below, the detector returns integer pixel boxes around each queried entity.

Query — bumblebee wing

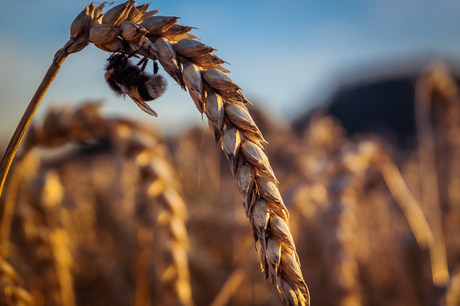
[128,87,158,117]
[134,100,158,117]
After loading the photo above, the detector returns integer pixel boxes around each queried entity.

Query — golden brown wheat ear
[3,149,75,306]
[0,2,309,304]
[0,256,33,306]
[4,102,192,305]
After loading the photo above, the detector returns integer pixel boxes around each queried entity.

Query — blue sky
[1,0,460,141]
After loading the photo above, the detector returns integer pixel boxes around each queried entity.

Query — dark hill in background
[292,57,460,149]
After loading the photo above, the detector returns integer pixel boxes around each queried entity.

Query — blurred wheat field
[1,64,460,306]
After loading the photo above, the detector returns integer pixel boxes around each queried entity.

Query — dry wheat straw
[0,49,67,198]
[210,267,246,306]
[420,66,460,290]
[378,156,435,247]
[337,137,446,292]
[0,1,108,197]
[415,67,450,287]
[0,2,308,304]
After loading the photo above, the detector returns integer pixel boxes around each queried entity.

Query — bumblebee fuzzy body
[105,53,166,116]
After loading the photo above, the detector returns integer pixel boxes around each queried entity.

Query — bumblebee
[105,53,166,116]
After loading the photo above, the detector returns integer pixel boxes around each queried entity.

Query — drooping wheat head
[72,2,309,304]
[0,1,308,304]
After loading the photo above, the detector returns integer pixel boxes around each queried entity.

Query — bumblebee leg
[137,56,149,71]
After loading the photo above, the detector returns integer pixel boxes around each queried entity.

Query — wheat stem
[415,75,450,287]
[0,157,22,258]
[378,156,434,249]
[210,267,246,306]
[0,47,68,198]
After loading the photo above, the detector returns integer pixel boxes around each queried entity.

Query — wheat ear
[41,170,76,306]
[130,133,193,306]
[116,2,310,303]
[0,256,33,306]
[320,143,373,306]
[151,19,310,306]
[24,102,193,305]
[1,2,309,303]
[173,40,311,306]
[6,150,75,306]
[89,1,310,303]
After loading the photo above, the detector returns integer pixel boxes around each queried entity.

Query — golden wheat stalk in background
[414,66,451,287]
[130,131,193,306]
[0,1,309,304]
[2,149,75,306]
[0,256,33,306]
[290,112,455,304]
[327,134,454,302]
[0,102,193,305]
[17,103,193,306]
[318,144,371,306]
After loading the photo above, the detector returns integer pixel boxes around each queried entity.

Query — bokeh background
[2,1,460,306]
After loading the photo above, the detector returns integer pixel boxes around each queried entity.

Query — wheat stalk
[415,67,450,287]
[0,2,309,304]
[0,48,68,198]
[339,137,445,290]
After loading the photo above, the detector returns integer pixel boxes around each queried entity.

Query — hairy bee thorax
[104,53,166,116]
